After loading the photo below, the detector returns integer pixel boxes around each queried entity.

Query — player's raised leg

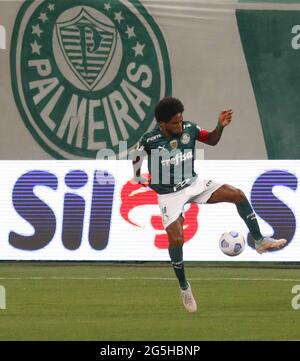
[207,184,287,253]
[166,216,197,312]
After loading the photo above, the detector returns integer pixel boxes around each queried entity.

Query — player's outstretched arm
[203,109,233,146]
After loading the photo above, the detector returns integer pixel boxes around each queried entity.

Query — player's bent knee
[235,189,246,203]
[169,236,184,248]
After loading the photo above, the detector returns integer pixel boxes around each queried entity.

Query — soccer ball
[219,231,246,256]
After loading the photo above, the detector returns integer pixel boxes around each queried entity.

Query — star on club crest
[132,42,145,57]
[30,40,42,55]
[32,24,43,37]
[38,12,48,23]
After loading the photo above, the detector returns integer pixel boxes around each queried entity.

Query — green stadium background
[0,0,300,160]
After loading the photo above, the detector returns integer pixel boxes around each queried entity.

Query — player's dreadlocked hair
[154,97,184,123]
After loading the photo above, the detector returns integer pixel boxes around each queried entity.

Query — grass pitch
[0,262,299,340]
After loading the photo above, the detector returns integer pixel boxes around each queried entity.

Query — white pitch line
[0,276,299,282]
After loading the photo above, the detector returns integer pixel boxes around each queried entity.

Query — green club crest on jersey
[180,133,190,145]
[11,0,172,159]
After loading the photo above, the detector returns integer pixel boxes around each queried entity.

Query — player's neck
[160,126,173,139]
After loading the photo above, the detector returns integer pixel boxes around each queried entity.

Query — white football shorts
[157,178,223,229]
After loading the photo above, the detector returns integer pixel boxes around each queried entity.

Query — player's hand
[218,109,233,128]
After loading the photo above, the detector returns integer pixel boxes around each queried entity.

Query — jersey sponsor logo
[146,134,162,142]
[161,151,193,166]
[11,0,171,159]
[180,133,190,144]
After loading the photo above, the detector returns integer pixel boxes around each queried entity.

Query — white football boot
[255,237,287,254]
[180,282,197,313]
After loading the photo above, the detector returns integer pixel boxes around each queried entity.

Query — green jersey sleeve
[136,136,150,155]
[187,121,209,142]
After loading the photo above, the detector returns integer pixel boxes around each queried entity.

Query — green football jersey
[137,121,205,194]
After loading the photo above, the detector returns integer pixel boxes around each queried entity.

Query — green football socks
[236,198,263,241]
[168,246,189,290]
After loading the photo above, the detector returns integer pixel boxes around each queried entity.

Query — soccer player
[132,97,287,313]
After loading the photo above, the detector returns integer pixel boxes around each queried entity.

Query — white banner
[0,160,298,261]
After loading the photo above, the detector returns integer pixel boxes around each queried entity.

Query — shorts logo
[206,180,212,187]
[11,0,171,159]
[163,214,169,225]
[180,133,190,144]
[162,206,169,225]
